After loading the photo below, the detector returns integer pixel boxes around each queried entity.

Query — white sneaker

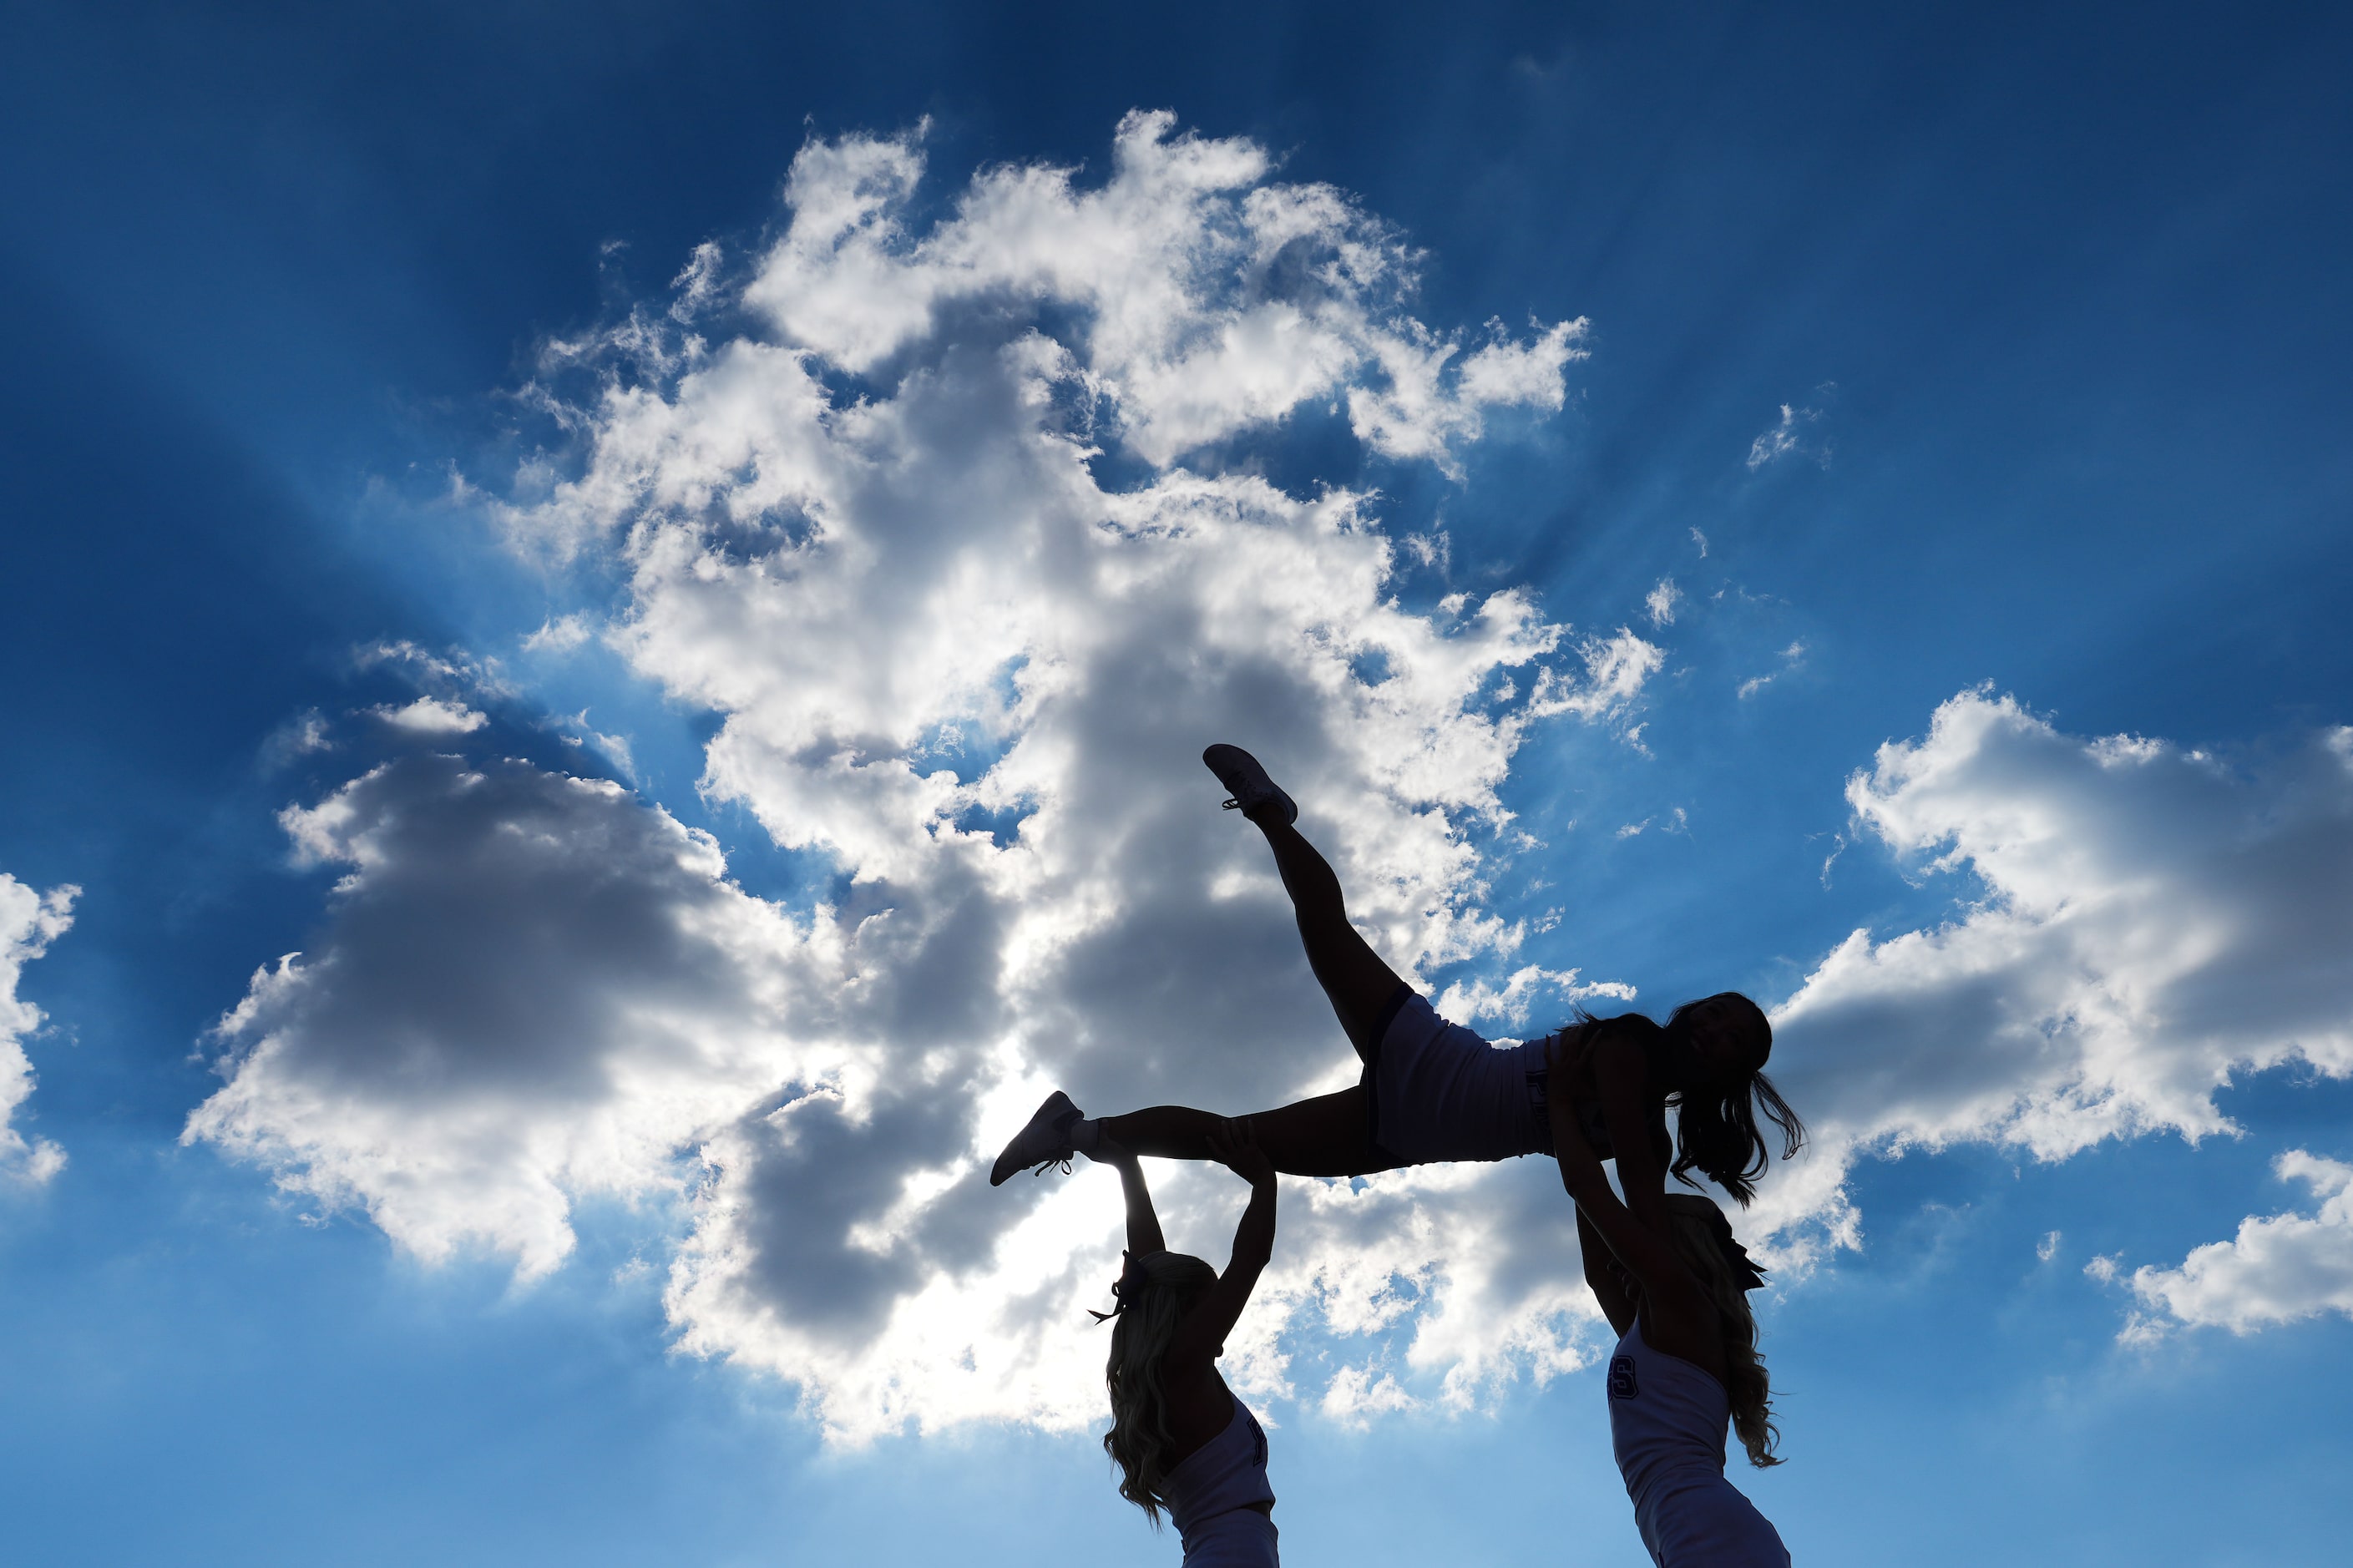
[1202,744,1298,826]
[989,1090,1085,1186]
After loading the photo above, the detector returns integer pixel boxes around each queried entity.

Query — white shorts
[1365,992,1554,1165]
[1641,1474,1790,1568]
[1178,1508,1278,1567]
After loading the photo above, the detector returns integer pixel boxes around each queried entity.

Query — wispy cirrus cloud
[1736,640,1807,701]
[1745,399,1829,470]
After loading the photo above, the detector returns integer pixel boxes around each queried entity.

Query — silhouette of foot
[989,1090,1085,1186]
[1202,744,1298,827]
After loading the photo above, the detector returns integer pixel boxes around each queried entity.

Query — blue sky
[3,3,2351,1564]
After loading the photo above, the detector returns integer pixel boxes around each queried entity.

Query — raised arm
[1576,1206,1638,1338]
[1167,1119,1277,1368]
[1547,1039,1711,1353]
[1090,1134,1166,1257]
[1588,1030,1674,1242]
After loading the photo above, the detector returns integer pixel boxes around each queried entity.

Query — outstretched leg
[1083,802,1408,1177]
[989,746,1412,1187]
[1099,1090,1397,1178]
[1255,817,1409,1055]
[993,1089,1390,1183]
[1202,743,1409,1055]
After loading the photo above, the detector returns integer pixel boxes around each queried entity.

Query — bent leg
[1100,1089,1396,1178]
[1257,818,1409,1055]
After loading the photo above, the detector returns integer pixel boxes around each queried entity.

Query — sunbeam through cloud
[189,112,1650,1439]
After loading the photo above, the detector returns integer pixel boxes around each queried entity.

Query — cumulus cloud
[199,89,2353,1422]
[189,755,857,1277]
[1,873,76,1185]
[1432,964,1635,1031]
[715,110,1586,481]
[195,114,1644,1439]
[1758,691,2353,1263]
[1320,1363,1418,1428]
[370,695,488,735]
[2111,1151,2353,1340]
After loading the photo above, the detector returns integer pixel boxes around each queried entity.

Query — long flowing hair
[1663,1192,1784,1467]
[1568,994,1805,1206]
[1101,1250,1220,1524]
[1662,994,1804,1206]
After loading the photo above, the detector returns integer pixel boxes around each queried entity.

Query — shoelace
[1030,1155,1075,1176]
[1220,796,1243,811]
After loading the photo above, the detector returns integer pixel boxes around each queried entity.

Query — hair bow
[1719,1233,1769,1294]
[1088,1249,1155,1325]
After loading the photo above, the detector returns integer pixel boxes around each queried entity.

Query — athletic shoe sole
[1202,743,1298,826]
[989,1090,1083,1186]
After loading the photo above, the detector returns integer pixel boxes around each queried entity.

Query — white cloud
[527,108,1589,544]
[1,873,76,1185]
[2114,1151,2353,1339]
[1531,629,1664,724]
[1735,639,1806,701]
[1432,964,1635,1029]
[669,241,725,323]
[1757,692,2353,1266]
[523,615,595,655]
[197,114,1640,1441]
[261,709,334,767]
[357,639,501,688]
[1400,529,1450,573]
[1745,402,1825,469]
[1617,810,1689,841]
[370,695,488,735]
[1320,1363,1418,1429]
[549,709,638,782]
[1645,578,1679,627]
[190,755,857,1278]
